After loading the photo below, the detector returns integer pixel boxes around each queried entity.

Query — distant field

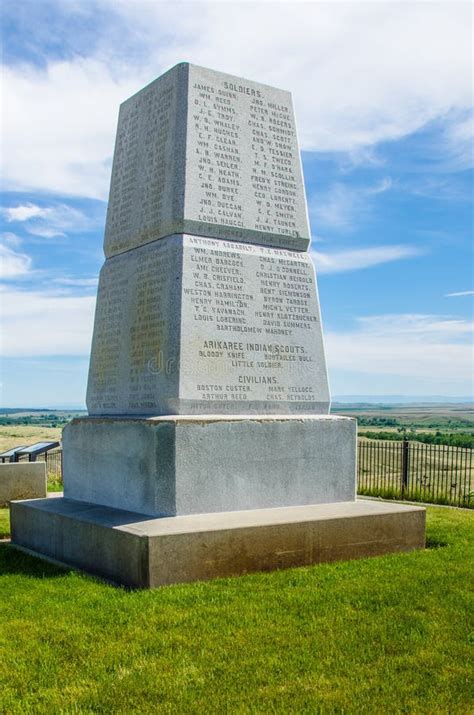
[0,410,85,452]
[332,402,474,431]
[0,426,63,453]
[1,404,473,454]
[1,409,473,507]
[358,425,473,435]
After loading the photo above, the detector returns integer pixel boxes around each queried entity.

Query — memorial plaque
[104,63,310,258]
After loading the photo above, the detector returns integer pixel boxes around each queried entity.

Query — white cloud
[53,277,99,287]
[311,184,358,231]
[367,179,393,196]
[0,245,32,279]
[4,203,47,222]
[310,179,392,230]
[312,244,422,274]
[3,59,137,199]
[2,2,472,198]
[437,111,474,173]
[3,202,95,237]
[1,232,22,247]
[0,287,95,356]
[356,314,473,339]
[113,1,472,158]
[325,314,474,382]
[445,290,474,298]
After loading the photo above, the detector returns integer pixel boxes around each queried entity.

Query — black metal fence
[34,449,63,487]
[358,440,473,508]
[20,442,474,507]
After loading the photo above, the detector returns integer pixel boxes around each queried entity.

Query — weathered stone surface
[87,234,329,416]
[63,415,356,516]
[104,63,310,257]
[87,236,182,415]
[11,497,426,588]
[87,63,330,417]
[0,462,46,506]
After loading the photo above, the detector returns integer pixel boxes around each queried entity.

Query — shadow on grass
[0,542,71,579]
[425,536,449,549]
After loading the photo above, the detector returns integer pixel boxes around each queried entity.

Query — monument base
[11,497,425,588]
[62,415,356,516]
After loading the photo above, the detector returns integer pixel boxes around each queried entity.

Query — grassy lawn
[0,507,472,713]
[0,508,9,539]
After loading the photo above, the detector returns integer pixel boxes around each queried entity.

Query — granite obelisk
[11,64,425,587]
[86,63,329,417]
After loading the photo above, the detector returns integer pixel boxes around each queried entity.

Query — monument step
[11,496,426,589]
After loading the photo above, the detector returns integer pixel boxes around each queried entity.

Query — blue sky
[1,0,473,407]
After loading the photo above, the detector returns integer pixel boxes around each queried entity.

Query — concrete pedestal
[63,415,356,517]
[11,497,426,588]
[10,414,426,588]
[0,462,47,506]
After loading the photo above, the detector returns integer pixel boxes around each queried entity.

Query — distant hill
[332,396,473,405]
[0,407,86,413]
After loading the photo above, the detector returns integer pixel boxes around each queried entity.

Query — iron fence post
[401,440,409,497]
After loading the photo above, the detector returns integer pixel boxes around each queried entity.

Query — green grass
[358,486,474,509]
[0,508,9,539]
[0,508,473,713]
[47,478,63,492]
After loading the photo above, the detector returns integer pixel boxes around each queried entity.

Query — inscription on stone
[179,236,328,412]
[87,237,182,414]
[183,65,309,249]
[105,66,185,258]
[87,235,329,416]
[104,63,310,258]
[87,63,330,417]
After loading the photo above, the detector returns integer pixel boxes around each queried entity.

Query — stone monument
[11,64,425,587]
